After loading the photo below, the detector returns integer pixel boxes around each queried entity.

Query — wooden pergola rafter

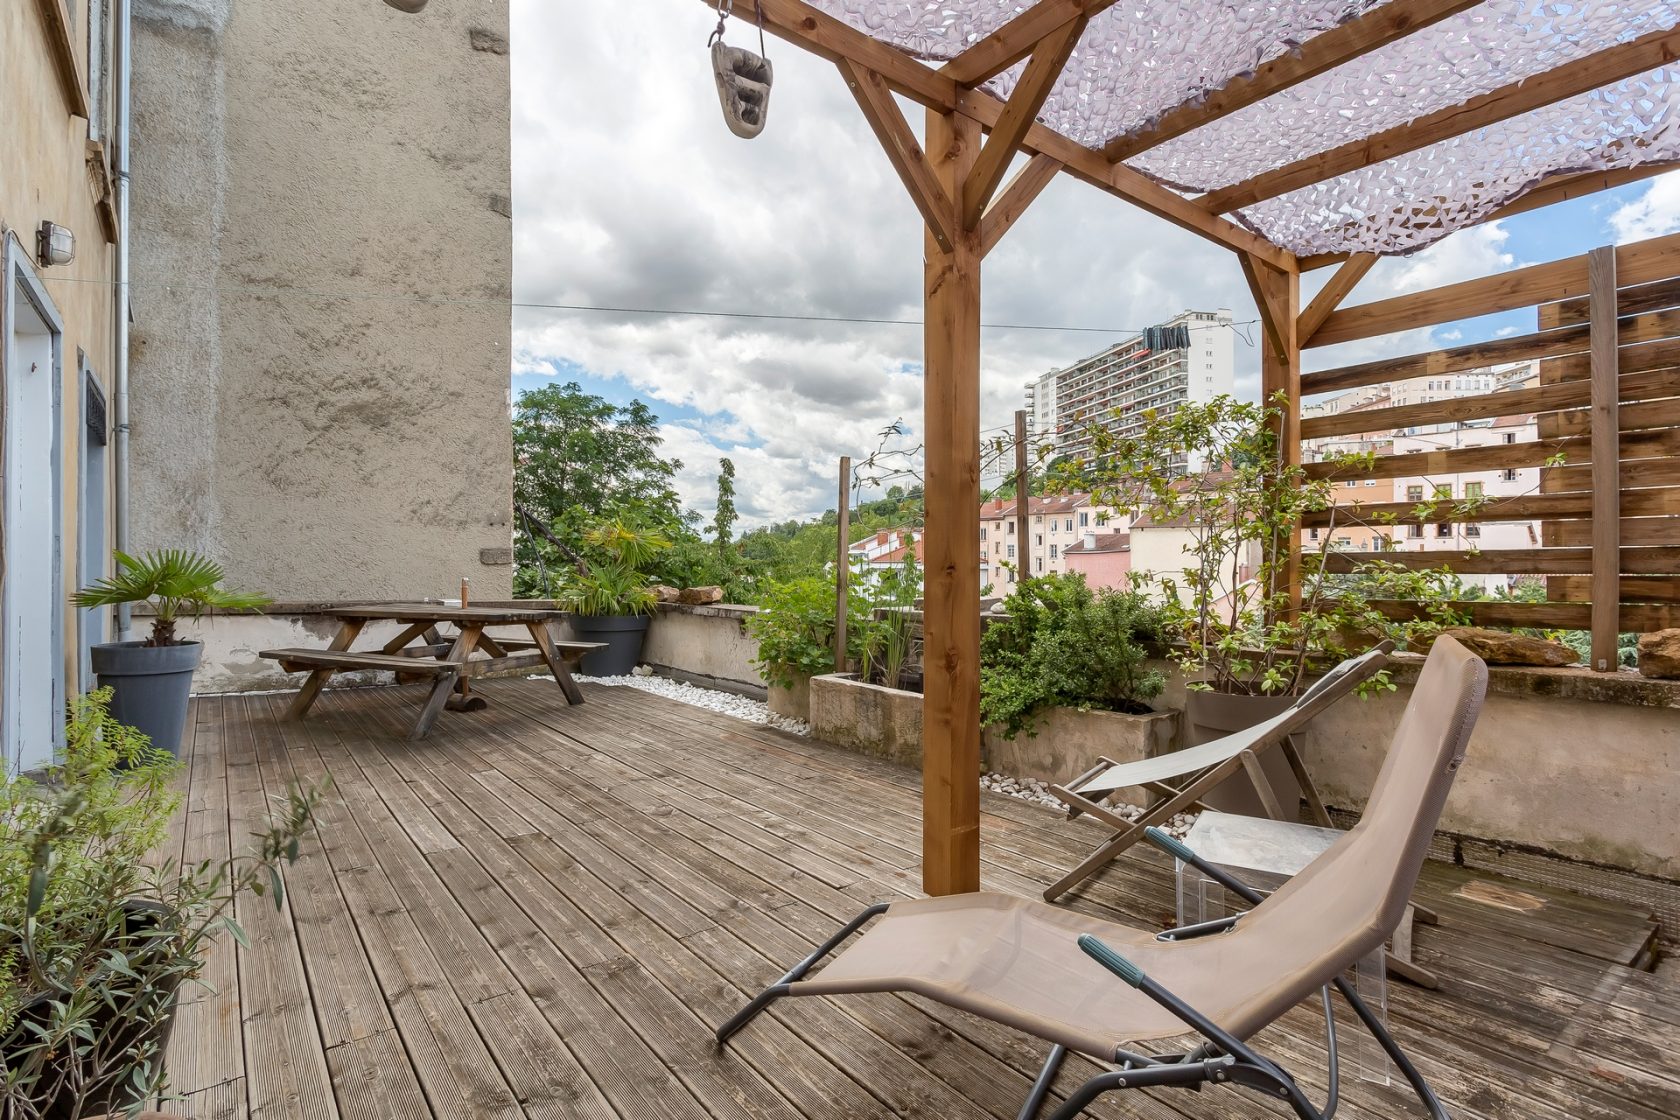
[687,0,1677,896]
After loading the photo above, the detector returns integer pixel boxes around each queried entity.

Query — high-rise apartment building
[1024,309,1235,469]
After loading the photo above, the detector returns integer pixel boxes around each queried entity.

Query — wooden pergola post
[920,107,984,895]
[1245,255,1304,611]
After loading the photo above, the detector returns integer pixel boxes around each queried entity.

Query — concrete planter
[767,673,813,721]
[809,673,1181,794]
[983,705,1180,800]
[1183,690,1304,817]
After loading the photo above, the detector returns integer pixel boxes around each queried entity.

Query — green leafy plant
[980,573,1166,739]
[855,552,923,691]
[747,575,848,689]
[1054,394,1464,696]
[1,690,322,1118]
[555,519,672,617]
[72,549,270,647]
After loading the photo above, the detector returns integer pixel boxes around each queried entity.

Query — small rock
[1435,627,1579,667]
[1637,629,1680,679]
[677,586,725,605]
[651,585,682,603]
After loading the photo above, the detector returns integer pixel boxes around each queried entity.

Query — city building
[978,493,1121,594]
[1061,530,1132,590]
[1024,309,1234,468]
[848,528,923,587]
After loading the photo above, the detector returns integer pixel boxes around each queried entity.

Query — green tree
[711,458,738,553]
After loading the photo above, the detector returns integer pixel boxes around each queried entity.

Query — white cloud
[511,3,1266,526]
[1608,171,1680,242]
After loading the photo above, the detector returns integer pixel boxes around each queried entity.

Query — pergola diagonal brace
[979,153,1063,257]
[1298,253,1377,344]
[960,17,1087,230]
[837,59,959,252]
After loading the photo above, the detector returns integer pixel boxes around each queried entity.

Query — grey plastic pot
[1182,689,1306,818]
[571,615,652,676]
[89,641,202,756]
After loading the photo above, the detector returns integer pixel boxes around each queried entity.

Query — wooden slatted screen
[1299,232,1680,662]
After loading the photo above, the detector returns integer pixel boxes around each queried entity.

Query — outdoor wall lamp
[36,220,75,267]
[384,0,428,10]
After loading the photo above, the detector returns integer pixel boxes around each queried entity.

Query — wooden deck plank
[164,680,1680,1120]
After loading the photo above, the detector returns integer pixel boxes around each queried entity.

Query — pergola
[690,0,1680,896]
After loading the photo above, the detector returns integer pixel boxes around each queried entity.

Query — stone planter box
[809,673,1181,798]
[767,673,813,721]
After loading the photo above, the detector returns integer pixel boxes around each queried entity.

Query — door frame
[2,235,68,771]
[78,353,109,690]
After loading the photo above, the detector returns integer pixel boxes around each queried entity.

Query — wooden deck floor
[162,679,1678,1120]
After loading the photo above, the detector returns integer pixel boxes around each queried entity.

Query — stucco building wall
[130,0,514,603]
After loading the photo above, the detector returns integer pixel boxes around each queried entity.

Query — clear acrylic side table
[1174,812,1394,1085]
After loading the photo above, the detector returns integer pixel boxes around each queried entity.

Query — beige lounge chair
[1043,640,1395,901]
[717,636,1486,1120]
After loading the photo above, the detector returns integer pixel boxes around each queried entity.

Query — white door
[3,253,65,774]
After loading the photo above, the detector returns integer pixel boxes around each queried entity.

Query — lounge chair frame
[1043,643,1394,902]
[718,827,1451,1120]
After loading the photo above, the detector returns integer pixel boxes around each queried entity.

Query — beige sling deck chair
[717,636,1486,1120]
[1042,640,1395,902]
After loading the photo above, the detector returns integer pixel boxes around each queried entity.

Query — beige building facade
[3,0,122,770]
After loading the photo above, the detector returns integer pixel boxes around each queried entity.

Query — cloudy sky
[510,2,1680,529]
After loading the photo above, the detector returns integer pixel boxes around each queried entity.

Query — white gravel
[981,771,1197,839]
[569,668,811,736]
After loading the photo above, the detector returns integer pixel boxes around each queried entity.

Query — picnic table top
[324,604,569,624]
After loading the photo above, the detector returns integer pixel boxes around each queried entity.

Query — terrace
[162,677,1677,1119]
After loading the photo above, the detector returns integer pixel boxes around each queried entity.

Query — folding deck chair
[717,636,1485,1120]
[1043,641,1395,902]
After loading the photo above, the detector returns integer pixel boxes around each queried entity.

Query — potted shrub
[1061,394,1462,812]
[559,520,670,676]
[72,550,269,757]
[1,689,319,1119]
[747,574,850,720]
[978,573,1176,786]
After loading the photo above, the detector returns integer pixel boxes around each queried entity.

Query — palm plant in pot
[1060,394,1463,813]
[2,689,320,1119]
[73,550,270,756]
[556,519,671,676]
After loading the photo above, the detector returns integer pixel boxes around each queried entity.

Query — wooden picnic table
[260,604,604,740]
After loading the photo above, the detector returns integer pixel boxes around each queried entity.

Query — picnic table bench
[261,604,604,740]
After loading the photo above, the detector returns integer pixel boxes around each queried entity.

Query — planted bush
[981,573,1166,740]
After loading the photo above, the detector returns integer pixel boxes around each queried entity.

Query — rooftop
[164,678,1679,1120]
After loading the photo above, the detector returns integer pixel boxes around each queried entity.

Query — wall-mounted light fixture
[36,220,75,267]
[384,0,428,10]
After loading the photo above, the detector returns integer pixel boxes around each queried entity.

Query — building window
[1035,534,1043,546]
[1501,468,1519,482]
[1007,522,1014,534]
[980,528,987,541]
[1007,545,1015,558]
[1407,523,1424,538]
[1036,557,1044,572]
[1464,482,1484,499]
[1465,524,1481,537]
[1433,484,1452,499]
[1035,515,1042,525]
[1078,512,1089,527]
[1308,527,1319,540]
[1503,432,1516,444]
[1064,518,1073,532]
[1406,485,1424,502]
[1049,544,1058,558]
[1436,523,1453,538]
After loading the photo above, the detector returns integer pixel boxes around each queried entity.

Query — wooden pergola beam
[696,1,1295,269]
[1202,26,1680,214]
[979,153,1062,257]
[961,17,1086,230]
[1101,0,1482,163]
[838,60,958,253]
[1297,253,1377,344]
[942,0,1119,87]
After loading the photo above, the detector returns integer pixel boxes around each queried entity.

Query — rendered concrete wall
[130,0,514,603]
[640,603,765,697]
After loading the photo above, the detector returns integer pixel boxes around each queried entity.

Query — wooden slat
[263,648,464,674]
[1321,545,1677,575]
[1302,324,1586,395]
[1301,486,1680,527]
[1298,254,1377,344]
[1547,274,1680,330]
[1308,230,1680,348]
[838,59,958,253]
[921,106,983,897]
[1307,426,1680,483]
[1552,575,1680,604]
[1361,598,1680,630]
[960,16,1086,230]
[1100,0,1484,162]
[1200,27,1680,214]
[1547,395,1680,437]
[978,153,1062,257]
[1546,516,1680,547]
[1546,455,1680,492]
[1589,246,1622,670]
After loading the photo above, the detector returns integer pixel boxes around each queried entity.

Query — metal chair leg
[1017,1045,1067,1120]
[715,903,889,1045]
